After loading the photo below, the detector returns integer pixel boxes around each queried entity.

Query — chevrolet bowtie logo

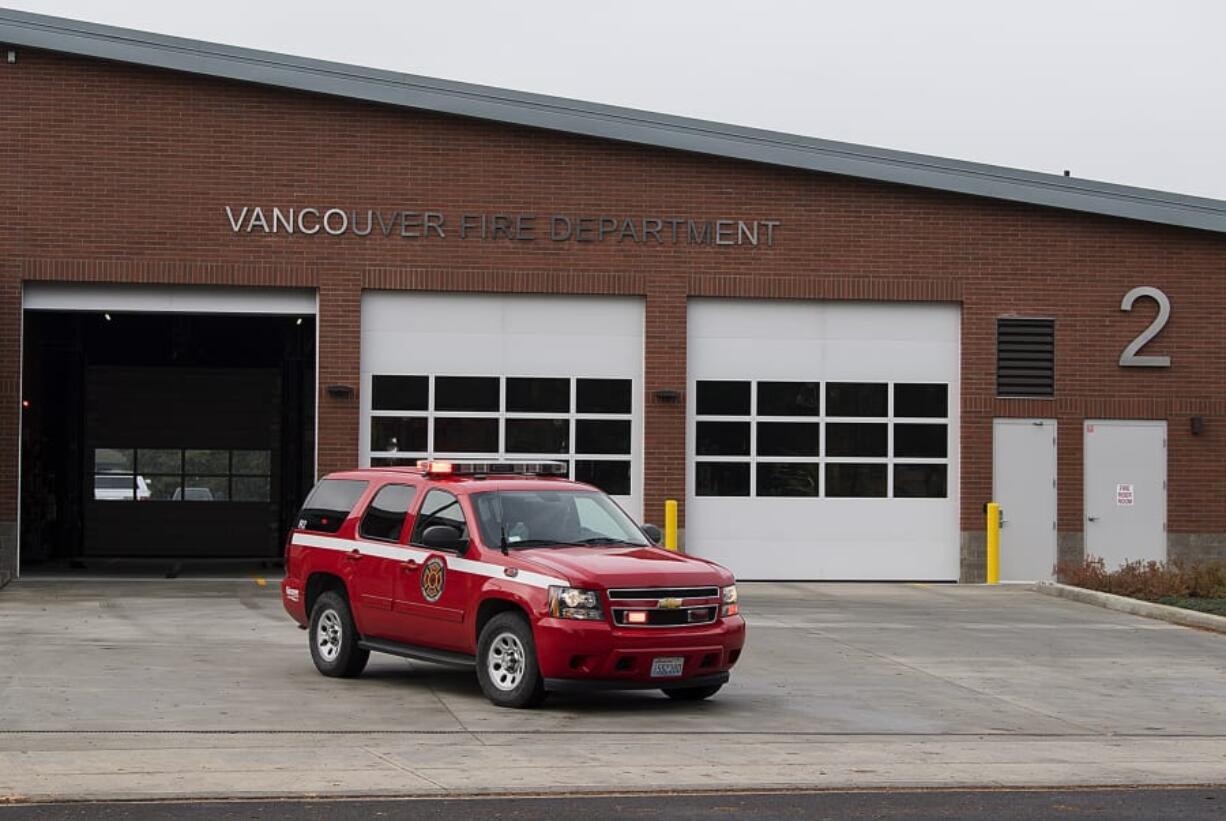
[658,597,683,609]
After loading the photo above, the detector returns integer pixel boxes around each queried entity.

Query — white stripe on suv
[290,532,568,591]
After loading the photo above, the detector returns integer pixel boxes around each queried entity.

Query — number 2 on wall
[1119,286,1171,368]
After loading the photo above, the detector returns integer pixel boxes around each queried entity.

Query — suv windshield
[471,490,650,550]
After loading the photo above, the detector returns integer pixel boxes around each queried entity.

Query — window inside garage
[694,381,948,498]
[369,375,633,496]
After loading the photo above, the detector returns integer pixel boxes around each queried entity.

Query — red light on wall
[21,399,30,409]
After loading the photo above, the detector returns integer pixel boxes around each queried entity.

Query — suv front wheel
[476,612,546,708]
[308,590,370,678]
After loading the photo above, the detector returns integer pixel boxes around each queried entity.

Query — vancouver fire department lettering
[224,207,780,247]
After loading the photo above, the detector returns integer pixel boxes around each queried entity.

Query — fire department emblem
[420,557,446,602]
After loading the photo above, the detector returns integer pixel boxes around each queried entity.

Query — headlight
[547,586,604,620]
[721,585,739,617]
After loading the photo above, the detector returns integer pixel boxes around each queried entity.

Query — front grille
[612,606,718,627]
[607,586,719,600]
[607,586,721,628]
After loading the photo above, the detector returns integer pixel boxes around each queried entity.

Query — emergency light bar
[416,460,568,477]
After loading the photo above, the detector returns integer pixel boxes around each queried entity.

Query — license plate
[650,656,685,678]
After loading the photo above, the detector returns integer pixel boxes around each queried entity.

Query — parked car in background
[93,474,152,501]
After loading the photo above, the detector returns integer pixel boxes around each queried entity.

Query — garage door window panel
[182,450,229,501]
[372,375,428,411]
[756,463,821,497]
[826,383,887,417]
[894,423,948,459]
[825,423,887,458]
[893,464,947,498]
[576,420,631,454]
[825,463,887,498]
[367,375,634,499]
[434,417,499,453]
[505,418,569,454]
[697,381,751,416]
[757,422,820,457]
[371,417,428,454]
[757,382,820,416]
[575,460,631,496]
[696,421,750,456]
[696,462,750,497]
[137,449,181,501]
[692,380,948,500]
[506,377,569,413]
[577,379,632,414]
[93,447,135,501]
[435,376,499,412]
[894,383,947,418]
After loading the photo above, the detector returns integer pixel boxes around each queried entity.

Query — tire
[476,612,546,708]
[308,590,369,678]
[662,684,723,701]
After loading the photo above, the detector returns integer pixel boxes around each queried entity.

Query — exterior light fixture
[1191,416,1206,436]
[6,50,15,64]
[325,384,355,399]
[295,317,303,325]
[103,312,112,321]
[653,389,681,402]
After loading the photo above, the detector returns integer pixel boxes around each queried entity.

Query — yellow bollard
[664,499,678,551]
[985,501,1000,585]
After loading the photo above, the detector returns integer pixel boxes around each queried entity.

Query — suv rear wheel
[476,612,546,708]
[309,591,369,678]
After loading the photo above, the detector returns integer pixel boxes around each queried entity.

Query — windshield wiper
[574,537,641,546]
[508,538,588,549]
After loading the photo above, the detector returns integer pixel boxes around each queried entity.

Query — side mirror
[642,523,663,545]
[421,524,465,552]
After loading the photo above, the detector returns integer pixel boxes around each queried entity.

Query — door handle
[345,548,363,561]
[402,559,420,573]
[1087,516,1100,522]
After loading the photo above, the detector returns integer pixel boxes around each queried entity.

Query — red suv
[281,460,745,708]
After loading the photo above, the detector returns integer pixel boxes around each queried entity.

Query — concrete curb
[1034,582,1226,635]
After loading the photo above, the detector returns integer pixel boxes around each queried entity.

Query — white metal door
[686,299,960,581]
[360,292,645,520]
[993,419,1056,581]
[1083,420,1166,568]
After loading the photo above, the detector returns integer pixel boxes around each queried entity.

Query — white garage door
[687,299,960,580]
[361,293,644,519]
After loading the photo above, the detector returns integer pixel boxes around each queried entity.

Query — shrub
[1056,557,1226,601]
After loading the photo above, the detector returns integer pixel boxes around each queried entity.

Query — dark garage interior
[19,311,316,572]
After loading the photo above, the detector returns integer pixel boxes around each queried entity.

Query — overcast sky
[10,0,1226,199]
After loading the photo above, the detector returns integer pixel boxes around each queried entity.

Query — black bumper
[543,671,729,693]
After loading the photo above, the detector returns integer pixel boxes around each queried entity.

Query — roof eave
[3,8,1225,234]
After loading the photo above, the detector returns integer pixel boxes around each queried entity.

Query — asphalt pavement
[1,579,1224,801]
[3,789,1225,820]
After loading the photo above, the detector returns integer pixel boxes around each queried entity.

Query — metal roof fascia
[2,9,1226,234]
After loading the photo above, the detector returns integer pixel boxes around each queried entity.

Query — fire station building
[3,10,1226,585]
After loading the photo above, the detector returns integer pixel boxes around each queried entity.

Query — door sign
[1116,483,1135,506]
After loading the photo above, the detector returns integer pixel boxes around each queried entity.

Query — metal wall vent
[997,318,1054,397]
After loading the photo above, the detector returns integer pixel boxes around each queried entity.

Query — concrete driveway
[1,579,1224,800]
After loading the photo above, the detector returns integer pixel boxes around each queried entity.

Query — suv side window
[359,483,418,543]
[298,479,369,533]
[411,489,469,551]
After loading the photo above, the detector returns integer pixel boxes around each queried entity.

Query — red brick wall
[4,48,1226,550]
